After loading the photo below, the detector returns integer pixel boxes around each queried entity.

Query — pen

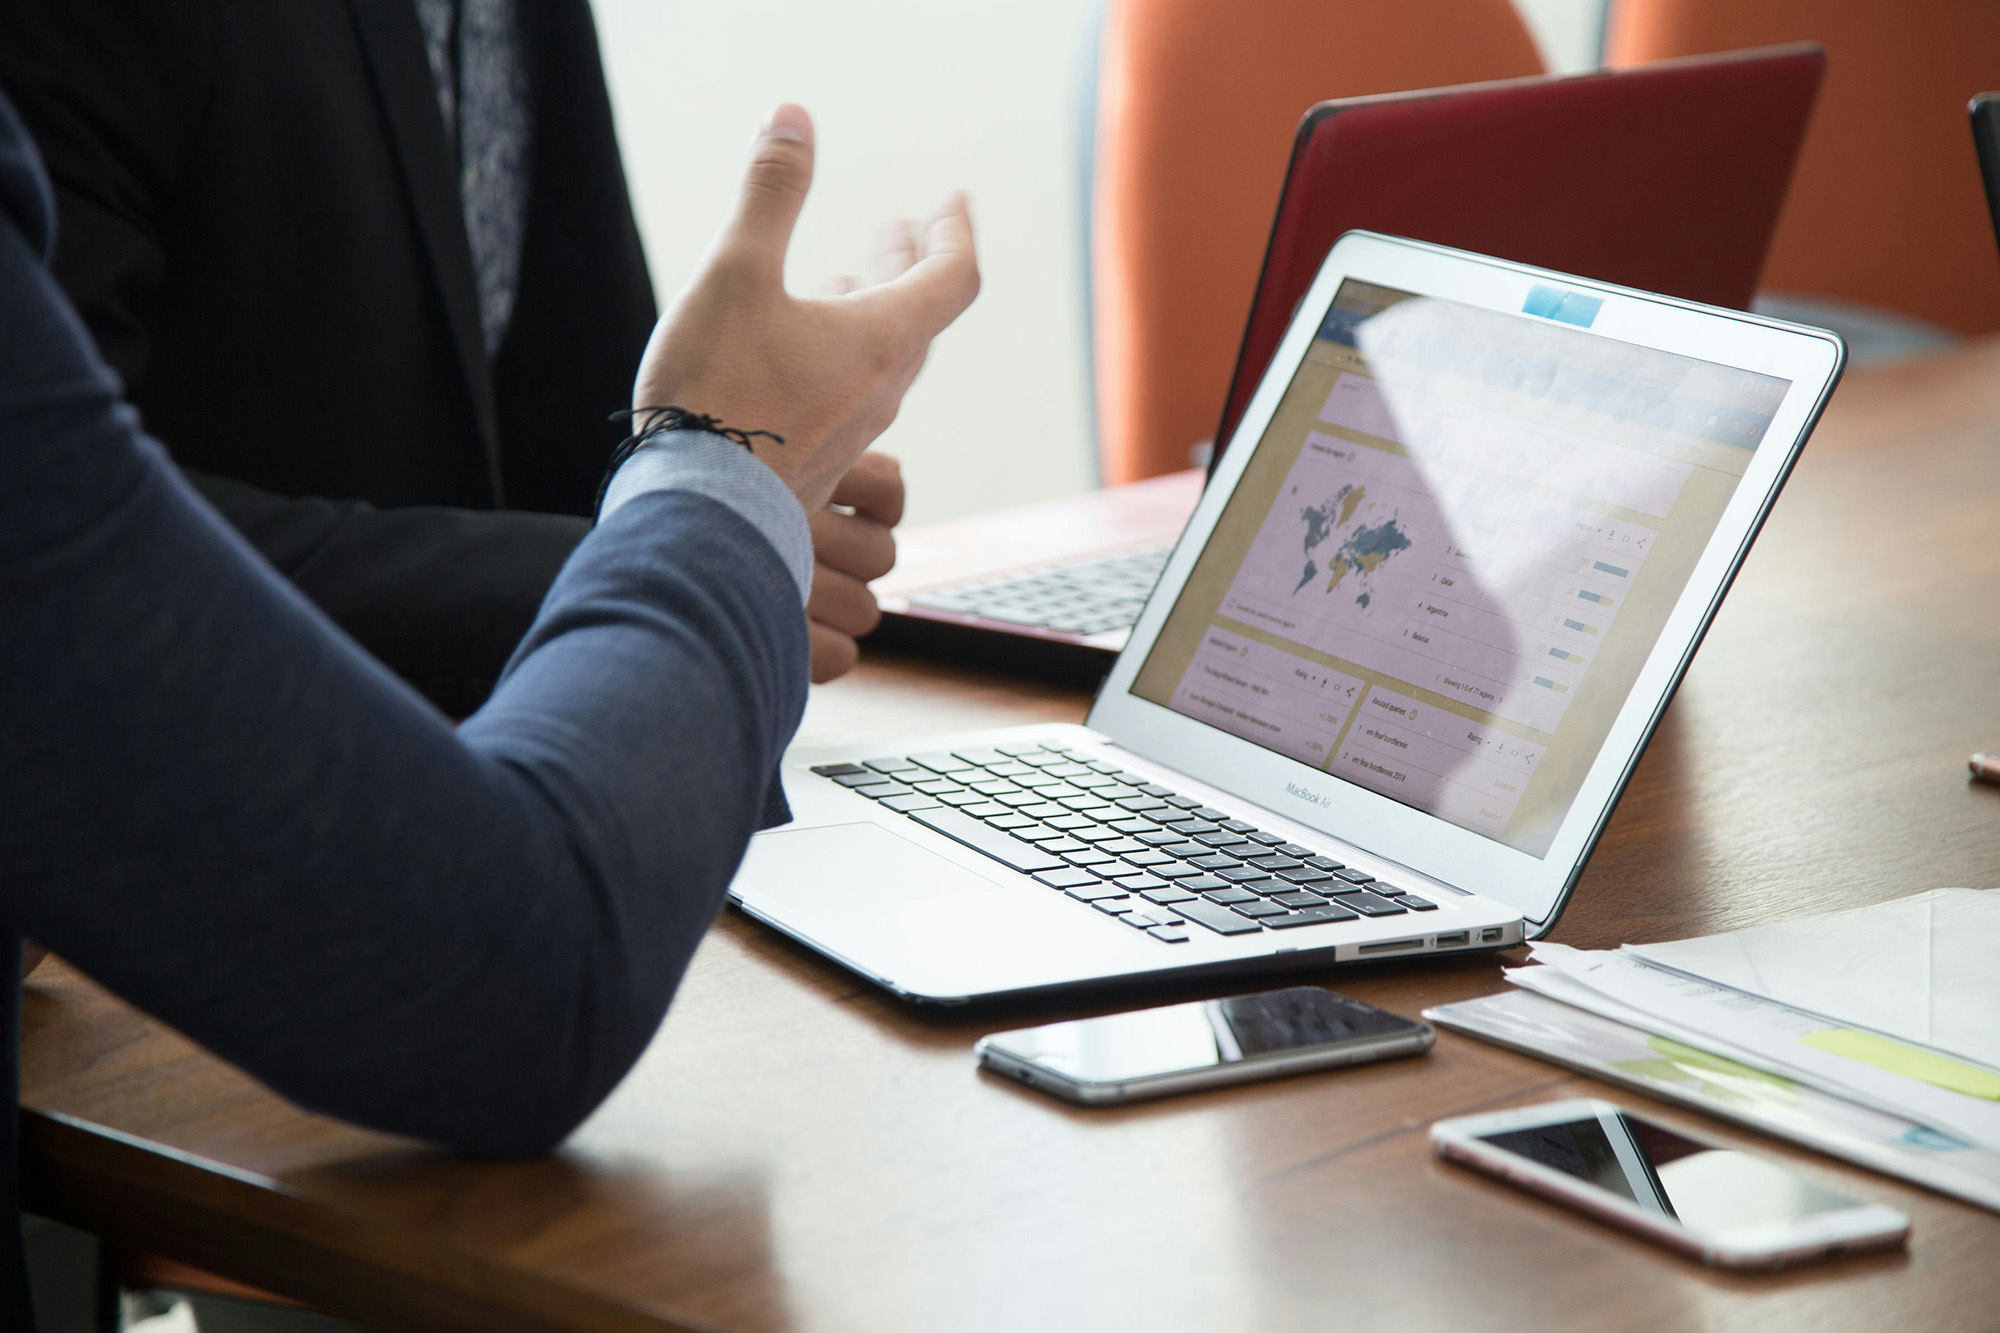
[1971,752,2000,785]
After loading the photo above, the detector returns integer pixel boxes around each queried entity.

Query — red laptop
[873,44,1825,677]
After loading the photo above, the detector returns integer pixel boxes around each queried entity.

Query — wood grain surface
[20,339,2000,1332]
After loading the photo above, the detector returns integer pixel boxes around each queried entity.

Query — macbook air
[736,231,1844,1004]
[871,45,1824,675]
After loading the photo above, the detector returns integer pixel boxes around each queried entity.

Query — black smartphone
[976,986,1432,1105]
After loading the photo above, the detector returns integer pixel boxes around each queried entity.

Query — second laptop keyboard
[811,743,1435,945]
[906,546,1171,638]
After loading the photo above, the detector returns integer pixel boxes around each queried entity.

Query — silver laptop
[733,232,1844,1005]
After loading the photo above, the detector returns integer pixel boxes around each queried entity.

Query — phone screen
[985,987,1420,1084]
[1475,1106,1863,1235]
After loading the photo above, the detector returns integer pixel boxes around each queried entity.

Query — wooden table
[21,340,2000,1332]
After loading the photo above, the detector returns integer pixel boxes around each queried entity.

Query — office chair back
[1090,0,1544,483]
[1608,0,2000,335]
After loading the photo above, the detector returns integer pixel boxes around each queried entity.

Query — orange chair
[1608,0,2000,336]
[1091,0,1544,483]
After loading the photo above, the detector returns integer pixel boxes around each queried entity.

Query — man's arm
[0,115,799,1146]
[0,97,976,1152]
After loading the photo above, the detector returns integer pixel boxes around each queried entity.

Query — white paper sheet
[1522,944,2000,1150]
[1625,888,2000,1071]
[1505,962,1927,1125]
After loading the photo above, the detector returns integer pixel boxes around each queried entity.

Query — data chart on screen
[1133,279,1789,856]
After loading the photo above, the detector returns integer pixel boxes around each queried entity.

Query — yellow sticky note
[1803,1029,2000,1101]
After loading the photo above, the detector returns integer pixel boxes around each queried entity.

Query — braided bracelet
[596,406,786,514]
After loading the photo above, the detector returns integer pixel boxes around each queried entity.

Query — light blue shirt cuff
[598,430,813,603]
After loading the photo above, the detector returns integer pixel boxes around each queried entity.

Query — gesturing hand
[631,104,979,515]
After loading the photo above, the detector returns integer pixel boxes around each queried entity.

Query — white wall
[1513,0,1608,73]
[593,1,1605,526]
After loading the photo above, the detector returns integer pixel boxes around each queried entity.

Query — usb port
[1434,931,1469,948]
[1480,927,1506,943]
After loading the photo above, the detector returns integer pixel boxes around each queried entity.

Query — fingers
[808,563,884,637]
[874,218,919,285]
[723,103,815,275]
[815,224,909,299]
[808,621,862,684]
[854,190,980,341]
[816,224,910,297]
[827,451,905,525]
[811,510,896,586]
[808,561,879,683]
[911,190,981,311]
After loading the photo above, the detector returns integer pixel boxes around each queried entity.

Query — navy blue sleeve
[0,103,808,1155]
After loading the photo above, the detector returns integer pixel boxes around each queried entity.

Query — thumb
[724,104,815,274]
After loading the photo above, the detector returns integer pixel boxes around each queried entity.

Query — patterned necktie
[415,0,531,356]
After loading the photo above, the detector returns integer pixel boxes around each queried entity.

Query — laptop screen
[1129,279,1791,858]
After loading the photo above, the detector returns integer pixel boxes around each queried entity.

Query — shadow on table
[290,1147,795,1331]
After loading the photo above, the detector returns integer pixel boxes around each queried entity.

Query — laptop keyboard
[906,546,1171,637]
[809,743,1435,944]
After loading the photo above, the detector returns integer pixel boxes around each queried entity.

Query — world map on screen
[1292,483,1412,609]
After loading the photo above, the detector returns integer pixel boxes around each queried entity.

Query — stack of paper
[1426,888,2000,1213]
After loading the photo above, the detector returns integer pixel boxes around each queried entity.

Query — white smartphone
[1431,1099,1910,1270]
[975,986,1433,1105]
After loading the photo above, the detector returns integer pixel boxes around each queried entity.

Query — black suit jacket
[0,0,657,712]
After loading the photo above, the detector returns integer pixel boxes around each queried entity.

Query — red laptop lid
[1213,44,1824,462]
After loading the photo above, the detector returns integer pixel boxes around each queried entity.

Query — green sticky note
[1645,1035,1797,1091]
[1613,1036,1801,1111]
[1803,1029,2000,1101]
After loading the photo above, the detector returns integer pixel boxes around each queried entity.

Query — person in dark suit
[2,89,977,1328]
[0,0,900,711]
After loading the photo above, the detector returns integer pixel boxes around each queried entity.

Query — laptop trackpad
[739,821,1012,912]
[735,822,1135,997]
